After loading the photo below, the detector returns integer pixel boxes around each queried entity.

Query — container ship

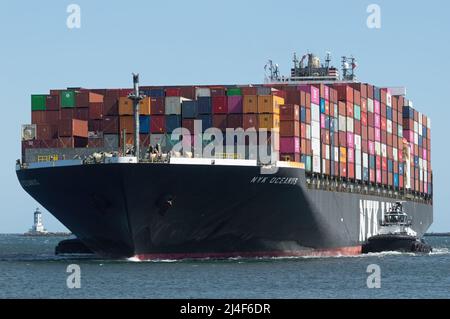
[16,53,433,259]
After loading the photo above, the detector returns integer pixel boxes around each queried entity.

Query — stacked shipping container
[24,83,432,196]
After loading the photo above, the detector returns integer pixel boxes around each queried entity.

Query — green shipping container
[31,95,47,111]
[305,156,312,172]
[60,90,75,108]
[226,88,242,96]
[354,104,361,121]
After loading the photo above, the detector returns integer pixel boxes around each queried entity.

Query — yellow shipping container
[257,95,284,114]
[139,97,151,115]
[243,95,258,113]
[119,97,151,115]
[258,114,280,130]
[340,147,347,163]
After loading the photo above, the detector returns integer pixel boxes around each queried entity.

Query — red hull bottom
[134,246,362,261]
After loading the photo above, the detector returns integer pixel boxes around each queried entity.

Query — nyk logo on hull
[250,176,299,185]
[359,200,394,241]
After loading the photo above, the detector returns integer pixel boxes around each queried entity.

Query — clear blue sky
[0,0,448,232]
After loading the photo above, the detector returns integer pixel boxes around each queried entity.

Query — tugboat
[362,202,432,253]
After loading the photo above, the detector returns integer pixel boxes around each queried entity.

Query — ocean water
[0,234,449,299]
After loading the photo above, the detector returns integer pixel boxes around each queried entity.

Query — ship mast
[128,74,145,161]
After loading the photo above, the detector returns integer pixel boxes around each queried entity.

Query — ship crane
[128,74,145,161]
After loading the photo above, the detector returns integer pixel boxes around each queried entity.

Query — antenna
[264,60,281,82]
[325,51,331,69]
[293,52,299,71]
[128,74,145,161]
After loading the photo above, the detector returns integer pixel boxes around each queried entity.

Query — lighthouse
[28,208,48,235]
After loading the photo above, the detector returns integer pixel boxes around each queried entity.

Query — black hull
[362,235,432,253]
[16,163,433,259]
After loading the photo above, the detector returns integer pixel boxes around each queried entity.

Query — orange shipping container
[119,116,135,134]
[258,114,280,130]
[340,147,347,163]
[257,95,283,114]
[119,97,151,115]
[243,95,258,113]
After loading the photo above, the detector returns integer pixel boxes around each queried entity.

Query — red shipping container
[280,137,300,153]
[89,103,103,120]
[151,115,166,133]
[165,88,181,97]
[180,87,196,99]
[280,104,300,121]
[151,97,165,115]
[32,111,47,125]
[212,96,227,114]
[369,169,375,183]
[243,114,258,130]
[58,119,88,138]
[346,102,354,117]
[348,163,355,179]
[45,110,60,125]
[46,94,60,110]
[210,87,226,96]
[60,109,74,120]
[241,87,258,95]
[280,121,299,137]
[88,120,103,132]
[335,84,353,103]
[103,116,119,134]
[74,108,89,121]
[227,114,243,129]
[40,139,59,148]
[285,91,301,105]
[182,119,195,134]
[103,95,119,115]
[212,114,227,132]
[37,125,58,140]
[22,140,42,149]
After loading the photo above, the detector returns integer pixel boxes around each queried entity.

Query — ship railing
[305,173,432,205]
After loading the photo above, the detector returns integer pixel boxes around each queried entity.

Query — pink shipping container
[347,132,354,148]
[376,170,382,184]
[321,114,326,129]
[374,100,380,114]
[374,114,381,128]
[369,141,375,155]
[347,148,354,163]
[298,85,320,105]
[280,137,300,154]
[375,128,381,141]
[227,96,243,114]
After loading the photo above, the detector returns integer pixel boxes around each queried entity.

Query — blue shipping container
[139,116,150,134]
[145,88,165,98]
[320,99,326,113]
[182,100,198,119]
[198,114,212,132]
[301,107,306,123]
[166,115,181,133]
[388,160,393,173]
[394,174,399,187]
[399,163,404,175]
[363,168,369,181]
[198,97,212,114]
[386,107,392,120]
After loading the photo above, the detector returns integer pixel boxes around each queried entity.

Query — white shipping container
[313,155,321,173]
[354,135,361,150]
[414,132,419,145]
[398,124,403,137]
[355,149,362,165]
[334,147,339,163]
[346,117,354,133]
[414,121,418,133]
[312,138,321,157]
[424,171,428,183]
[195,88,211,98]
[325,145,330,160]
[382,144,387,158]
[418,124,422,136]
[420,169,423,181]
[363,152,369,168]
[388,87,406,96]
[375,142,381,156]
[311,122,320,139]
[165,97,189,115]
[306,124,311,139]
[418,112,422,126]
[387,120,392,134]
[393,148,398,161]
[368,99,374,113]
[339,115,346,132]
[386,92,392,107]
[311,104,320,122]
[419,158,423,169]
[356,164,362,180]
[427,118,431,128]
